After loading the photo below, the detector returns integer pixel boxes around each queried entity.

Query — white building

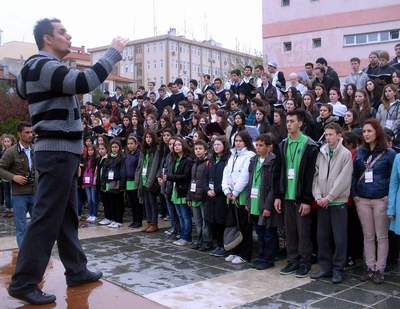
[89,29,259,89]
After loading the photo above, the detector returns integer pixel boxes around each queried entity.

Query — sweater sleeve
[39,48,121,95]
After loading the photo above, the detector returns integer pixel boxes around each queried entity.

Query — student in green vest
[247,134,279,270]
[135,129,161,233]
[222,130,256,264]
[123,135,142,228]
[188,140,212,251]
[311,122,353,284]
[274,109,319,278]
[164,137,193,246]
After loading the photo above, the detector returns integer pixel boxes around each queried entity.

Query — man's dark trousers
[317,204,348,272]
[9,151,87,293]
[284,201,313,267]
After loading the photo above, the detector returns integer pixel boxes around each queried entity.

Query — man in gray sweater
[8,18,127,305]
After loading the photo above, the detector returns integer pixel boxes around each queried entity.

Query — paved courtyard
[1,208,400,308]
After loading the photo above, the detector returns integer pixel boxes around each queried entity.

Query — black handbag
[223,201,243,251]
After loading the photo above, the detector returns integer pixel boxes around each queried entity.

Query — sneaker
[129,222,142,229]
[26,212,31,219]
[295,265,311,278]
[164,228,174,235]
[107,222,117,228]
[232,256,246,264]
[225,255,237,262]
[86,216,95,223]
[173,239,190,246]
[372,270,384,284]
[280,263,299,275]
[209,247,226,257]
[98,218,111,225]
[360,268,374,282]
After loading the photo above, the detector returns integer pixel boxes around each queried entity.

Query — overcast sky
[1,0,262,55]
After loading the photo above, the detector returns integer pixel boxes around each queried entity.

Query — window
[283,41,292,52]
[312,38,321,48]
[160,76,164,84]
[391,30,400,40]
[355,34,367,44]
[281,0,290,6]
[160,60,163,68]
[124,65,129,73]
[344,29,400,46]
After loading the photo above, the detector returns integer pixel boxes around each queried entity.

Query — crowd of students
[2,43,400,285]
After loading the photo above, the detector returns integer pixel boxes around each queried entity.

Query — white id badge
[108,170,114,180]
[190,181,197,192]
[365,170,373,183]
[142,167,147,176]
[250,187,259,199]
[385,120,394,130]
[84,176,91,184]
[209,182,215,190]
[288,168,295,180]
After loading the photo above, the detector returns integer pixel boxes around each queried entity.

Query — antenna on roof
[152,0,157,36]
[204,13,208,40]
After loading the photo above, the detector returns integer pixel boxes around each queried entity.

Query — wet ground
[1,206,400,308]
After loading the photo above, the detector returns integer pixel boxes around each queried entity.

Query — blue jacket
[122,149,140,180]
[388,154,400,235]
[352,146,396,199]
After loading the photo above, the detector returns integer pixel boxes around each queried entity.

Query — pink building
[262,0,400,77]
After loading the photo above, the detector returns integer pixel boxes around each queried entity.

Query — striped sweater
[17,48,122,154]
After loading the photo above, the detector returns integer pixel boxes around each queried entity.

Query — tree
[0,89,29,135]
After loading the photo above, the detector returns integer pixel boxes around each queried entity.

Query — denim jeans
[2,181,12,210]
[11,194,34,248]
[84,187,98,217]
[165,197,177,232]
[174,204,192,242]
[192,204,211,245]
[255,225,278,265]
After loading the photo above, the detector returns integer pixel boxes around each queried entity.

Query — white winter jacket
[222,148,255,197]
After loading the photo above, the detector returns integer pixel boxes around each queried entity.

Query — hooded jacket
[222,148,255,197]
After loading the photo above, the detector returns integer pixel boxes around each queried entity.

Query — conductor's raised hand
[111,37,129,53]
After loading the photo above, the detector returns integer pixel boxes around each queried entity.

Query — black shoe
[360,268,374,282]
[255,262,275,270]
[280,263,299,275]
[373,270,384,284]
[8,287,56,305]
[310,270,332,279]
[332,270,344,284]
[199,244,214,252]
[191,243,200,250]
[129,222,142,228]
[295,265,311,278]
[209,247,226,257]
[66,270,103,287]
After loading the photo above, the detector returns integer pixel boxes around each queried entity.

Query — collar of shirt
[38,50,60,61]
[19,142,31,152]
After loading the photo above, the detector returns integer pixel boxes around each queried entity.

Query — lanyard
[288,142,299,166]
[231,152,239,173]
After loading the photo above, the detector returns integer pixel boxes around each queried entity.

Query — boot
[146,223,159,233]
[143,222,151,232]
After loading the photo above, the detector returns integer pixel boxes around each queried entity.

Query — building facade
[262,0,400,76]
[89,29,259,89]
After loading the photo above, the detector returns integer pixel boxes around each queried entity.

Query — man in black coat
[169,83,185,114]
[154,87,171,119]
[312,67,335,92]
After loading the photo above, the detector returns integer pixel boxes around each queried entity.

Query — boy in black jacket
[274,110,319,278]
[246,134,279,270]
[188,140,212,251]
